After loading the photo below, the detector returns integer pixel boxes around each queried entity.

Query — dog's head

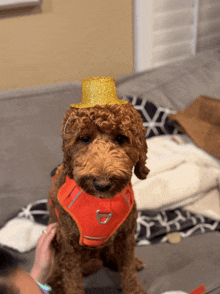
[61,102,149,198]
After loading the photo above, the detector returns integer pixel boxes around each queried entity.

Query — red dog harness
[50,175,134,247]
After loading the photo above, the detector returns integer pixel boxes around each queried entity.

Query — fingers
[46,222,58,233]
[37,223,58,247]
[33,223,58,276]
[42,223,58,247]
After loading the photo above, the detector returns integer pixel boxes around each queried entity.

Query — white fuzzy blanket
[132,135,220,221]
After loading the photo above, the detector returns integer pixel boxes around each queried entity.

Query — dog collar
[54,176,134,246]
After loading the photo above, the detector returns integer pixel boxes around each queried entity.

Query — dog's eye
[81,136,91,144]
[115,135,128,145]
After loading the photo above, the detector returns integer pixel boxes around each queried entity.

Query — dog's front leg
[114,233,147,294]
[60,251,86,294]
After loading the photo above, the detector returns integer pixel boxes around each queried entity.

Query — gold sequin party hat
[71,77,128,108]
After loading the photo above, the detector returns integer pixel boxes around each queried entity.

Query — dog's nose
[93,179,111,192]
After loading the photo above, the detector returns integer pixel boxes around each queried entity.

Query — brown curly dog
[47,102,149,294]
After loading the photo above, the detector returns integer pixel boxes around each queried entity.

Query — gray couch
[1,48,220,294]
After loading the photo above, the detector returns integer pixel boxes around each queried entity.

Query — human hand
[30,222,58,284]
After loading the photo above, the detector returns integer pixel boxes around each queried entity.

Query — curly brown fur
[47,102,149,294]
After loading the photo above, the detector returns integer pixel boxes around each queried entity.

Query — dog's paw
[135,256,145,271]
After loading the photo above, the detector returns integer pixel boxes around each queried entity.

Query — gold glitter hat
[70,77,128,108]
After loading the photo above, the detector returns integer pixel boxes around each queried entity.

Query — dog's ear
[134,129,150,180]
[129,105,150,180]
[61,108,79,179]
[134,158,150,180]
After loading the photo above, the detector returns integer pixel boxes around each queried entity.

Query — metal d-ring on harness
[84,209,113,241]
[84,193,130,241]
[96,210,113,224]
[67,190,113,240]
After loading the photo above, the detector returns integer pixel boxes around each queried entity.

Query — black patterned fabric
[135,209,220,245]
[10,199,220,246]
[16,199,49,226]
[123,96,181,138]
